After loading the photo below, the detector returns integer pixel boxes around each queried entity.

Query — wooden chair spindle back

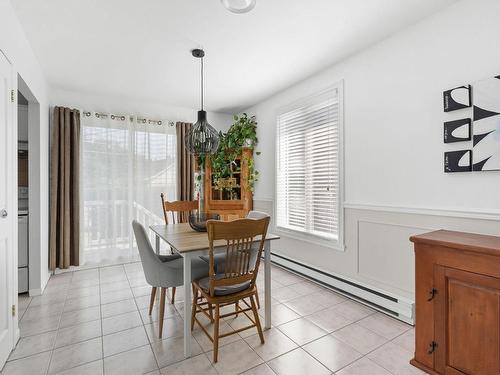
[160,193,197,224]
[206,217,270,297]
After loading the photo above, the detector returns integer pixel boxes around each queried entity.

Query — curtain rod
[82,111,175,126]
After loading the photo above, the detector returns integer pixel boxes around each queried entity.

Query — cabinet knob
[0,209,7,218]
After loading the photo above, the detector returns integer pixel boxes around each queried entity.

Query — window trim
[274,81,345,251]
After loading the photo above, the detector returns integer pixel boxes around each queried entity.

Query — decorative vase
[188,212,220,232]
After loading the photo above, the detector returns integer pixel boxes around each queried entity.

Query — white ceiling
[12,0,456,113]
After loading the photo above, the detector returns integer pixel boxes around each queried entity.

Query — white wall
[50,88,233,132]
[0,0,51,295]
[246,0,500,300]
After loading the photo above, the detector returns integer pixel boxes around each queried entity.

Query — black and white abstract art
[444,150,472,173]
[444,118,471,143]
[472,76,500,171]
[443,85,471,112]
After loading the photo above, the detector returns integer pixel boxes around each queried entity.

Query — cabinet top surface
[410,230,500,256]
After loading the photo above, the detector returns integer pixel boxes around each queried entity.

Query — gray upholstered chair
[132,220,209,338]
[246,210,270,220]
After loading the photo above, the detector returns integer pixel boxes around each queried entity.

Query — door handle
[0,209,7,218]
[428,341,438,354]
[427,288,437,301]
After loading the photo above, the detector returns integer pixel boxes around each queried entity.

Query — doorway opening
[17,75,42,297]
[17,91,29,294]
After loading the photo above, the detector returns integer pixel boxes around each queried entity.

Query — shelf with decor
[203,147,253,221]
[196,113,259,221]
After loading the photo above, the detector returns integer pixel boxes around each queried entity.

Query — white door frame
[17,76,42,296]
[0,48,19,369]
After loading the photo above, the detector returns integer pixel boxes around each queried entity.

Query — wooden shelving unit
[203,147,253,221]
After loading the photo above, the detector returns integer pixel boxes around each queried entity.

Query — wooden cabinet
[202,147,253,221]
[410,230,500,375]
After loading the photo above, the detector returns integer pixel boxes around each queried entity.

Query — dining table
[149,222,280,358]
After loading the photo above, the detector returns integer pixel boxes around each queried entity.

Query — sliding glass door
[81,115,176,266]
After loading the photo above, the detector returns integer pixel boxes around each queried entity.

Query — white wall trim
[273,227,345,251]
[14,328,20,346]
[344,202,500,221]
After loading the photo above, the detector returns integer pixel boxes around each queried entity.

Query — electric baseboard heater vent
[269,252,415,325]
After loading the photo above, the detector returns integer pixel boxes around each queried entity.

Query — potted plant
[208,113,260,192]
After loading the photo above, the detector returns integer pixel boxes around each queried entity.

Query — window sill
[273,227,345,251]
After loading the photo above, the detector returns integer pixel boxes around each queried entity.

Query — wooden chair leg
[208,303,214,322]
[255,289,261,309]
[191,286,197,331]
[171,287,176,304]
[159,287,166,338]
[250,295,264,344]
[235,301,239,318]
[213,304,220,363]
[148,286,157,315]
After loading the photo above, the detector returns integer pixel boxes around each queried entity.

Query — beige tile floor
[1,262,423,375]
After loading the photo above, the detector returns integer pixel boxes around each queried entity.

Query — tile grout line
[246,292,386,374]
[46,270,101,374]
[124,262,162,373]
[45,271,74,375]
[10,263,415,375]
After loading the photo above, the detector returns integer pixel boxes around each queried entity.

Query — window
[276,85,343,246]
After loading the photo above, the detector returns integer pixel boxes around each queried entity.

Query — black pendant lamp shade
[185,49,220,155]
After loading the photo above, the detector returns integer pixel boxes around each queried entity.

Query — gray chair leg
[171,287,176,304]
[159,287,166,338]
[148,286,157,315]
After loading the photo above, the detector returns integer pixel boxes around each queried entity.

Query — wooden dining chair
[157,194,198,304]
[191,217,270,363]
[199,210,269,311]
[160,193,198,224]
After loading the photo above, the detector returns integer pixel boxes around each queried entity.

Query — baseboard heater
[269,252,415,325]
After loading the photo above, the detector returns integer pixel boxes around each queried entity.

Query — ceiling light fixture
[221,0,256,14]
[185,49,220,156]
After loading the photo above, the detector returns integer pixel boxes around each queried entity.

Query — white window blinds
[276,87,341,241]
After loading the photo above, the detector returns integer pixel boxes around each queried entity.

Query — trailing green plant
[207,113,260,192]
[244,153,260,192]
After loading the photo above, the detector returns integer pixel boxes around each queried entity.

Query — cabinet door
[434,266,500,375]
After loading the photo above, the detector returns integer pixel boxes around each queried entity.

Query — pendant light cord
[201,56,204,111]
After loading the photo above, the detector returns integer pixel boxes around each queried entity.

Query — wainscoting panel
[254,200,500,322]
[357,220,431,295]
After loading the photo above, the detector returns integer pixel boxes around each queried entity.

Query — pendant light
[185,49,220,155]
[221,0,256,14]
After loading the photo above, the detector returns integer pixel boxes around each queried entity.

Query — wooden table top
[150,223,280,253]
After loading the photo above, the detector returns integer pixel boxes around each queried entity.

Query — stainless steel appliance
[18,186,29,293]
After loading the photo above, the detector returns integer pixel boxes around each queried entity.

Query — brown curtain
[176,122,195,222]
[49,107,80,270]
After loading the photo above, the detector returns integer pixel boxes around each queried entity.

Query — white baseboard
[14,328,20,346]
[270,251,415,324]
